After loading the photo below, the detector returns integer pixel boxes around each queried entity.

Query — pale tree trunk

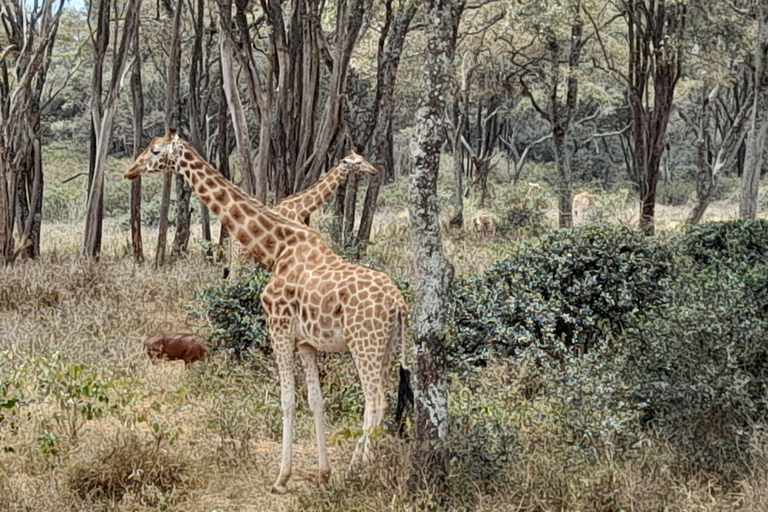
[154,0,182,267]
[0,1,64,265]
[218,0,258,198]
[83,0,110,258]
[83,0,141,258]
[740,0,768,219]
[408,0,463,480]
[130,21,144,263]
[689,85,752,225]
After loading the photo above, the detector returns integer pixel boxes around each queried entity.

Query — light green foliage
[35,354,125,441]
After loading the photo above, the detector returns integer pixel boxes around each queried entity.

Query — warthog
[144,332,209,367]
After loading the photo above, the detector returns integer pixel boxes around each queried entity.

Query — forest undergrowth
[3,177,768,511]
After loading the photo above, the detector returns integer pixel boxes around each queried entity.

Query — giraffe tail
[393,307,413,437]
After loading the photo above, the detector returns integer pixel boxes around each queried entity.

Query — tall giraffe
[228,152,379,275]
[125,131,408,493]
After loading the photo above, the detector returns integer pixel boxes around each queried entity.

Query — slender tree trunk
[625,0,684,235]
[216,78,231,256]
[408,0,463,482]
[356,0,418,249]
[130,19,144,263]
[689,86,751,225]
[83,0,141,258]
[154,0,182,267]
[0,0,66,264]
[188,0,211,255]
[219,0,258,197]
[740,0,768,218]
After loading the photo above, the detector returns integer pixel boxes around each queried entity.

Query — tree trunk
[219,11,257,197]
[83,0,141,258]
[689,86,751,225]
[130,18,144,263]
[408,0,463,481]
[740,0,768,218]
[82,0,110,258]
[153,0,182,267]
[216,78,231,256]
[188,0,211,256]
[0,0,66,264]
[625,0,684,235]
[356,0,418,250]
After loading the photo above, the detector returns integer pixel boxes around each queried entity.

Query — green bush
[448,226,674,366]
[682,219,768,269]
[196,266,271,361]
[496,190,549,236]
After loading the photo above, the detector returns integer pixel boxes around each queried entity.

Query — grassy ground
[3,148,768,510]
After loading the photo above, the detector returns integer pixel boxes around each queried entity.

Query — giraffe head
[124,130,187,180]
[340,150,379,175]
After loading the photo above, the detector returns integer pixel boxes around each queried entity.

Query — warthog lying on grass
[144,332,209,367]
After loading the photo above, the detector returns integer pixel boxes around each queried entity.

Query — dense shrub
[196,266,271,360]
[448,226,674,366]
[496,190,549,236]
[619,266,768,472]
[682,219,768,269]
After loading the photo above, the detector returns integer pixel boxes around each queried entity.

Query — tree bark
[625,0,685,235]
[188,0,211,255]
[130,17,144,263]
[740,0,768,218]
[83,0,141,258]
[153,0,182,266]
[219,1,258,198]
[408,0,462,479]
[356,0,418,249]
[688,86,752,225]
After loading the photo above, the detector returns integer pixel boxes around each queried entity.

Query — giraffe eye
[151,148,160,155]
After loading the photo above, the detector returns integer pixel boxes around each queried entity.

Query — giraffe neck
[276,163,350,221]
[176,144,304,270]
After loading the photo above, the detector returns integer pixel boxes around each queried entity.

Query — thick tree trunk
[740,0,768,218]
[408,0,463,480]
[130,20,144,263]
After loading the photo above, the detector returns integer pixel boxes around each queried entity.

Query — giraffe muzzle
[124,166,141,180]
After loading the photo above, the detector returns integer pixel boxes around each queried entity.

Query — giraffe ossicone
[126,130,409,493]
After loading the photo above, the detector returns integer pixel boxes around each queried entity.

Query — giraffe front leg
[272,339,296,494]
[298,344,331,485]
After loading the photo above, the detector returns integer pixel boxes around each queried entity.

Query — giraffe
[125,131,409,493]
[228,152,379,276]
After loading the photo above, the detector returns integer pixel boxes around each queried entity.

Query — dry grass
[2,181,768,511]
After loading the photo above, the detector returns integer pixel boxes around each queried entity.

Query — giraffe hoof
[319,469,331,484]
[271,483,288,494]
